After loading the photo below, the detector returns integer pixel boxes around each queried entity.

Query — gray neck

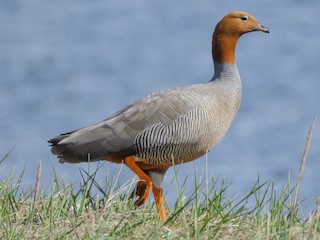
[211,61,240,81]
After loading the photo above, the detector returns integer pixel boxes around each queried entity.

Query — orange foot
[130,180,150,206]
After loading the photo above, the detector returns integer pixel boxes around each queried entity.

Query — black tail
[48,131,75,146]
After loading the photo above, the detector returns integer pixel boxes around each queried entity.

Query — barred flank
[135,108,212,165]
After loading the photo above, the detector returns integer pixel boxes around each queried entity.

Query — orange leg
[153,187,167,222]
[124,156,152,206]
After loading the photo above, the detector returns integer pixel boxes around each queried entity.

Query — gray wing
[49,86,204,163]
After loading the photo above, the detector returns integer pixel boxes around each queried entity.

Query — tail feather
[48,131,81,162]
[48,131,75,146]
[48,127,136,164]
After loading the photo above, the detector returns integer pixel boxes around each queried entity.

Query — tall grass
[0,119,319,239]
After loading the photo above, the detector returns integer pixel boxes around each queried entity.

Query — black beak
[257,22,270,33]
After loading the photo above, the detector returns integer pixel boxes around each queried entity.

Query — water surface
[0,0,319,209]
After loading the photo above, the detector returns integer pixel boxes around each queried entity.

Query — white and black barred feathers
[134,107,219,165]
[134,63,241,165]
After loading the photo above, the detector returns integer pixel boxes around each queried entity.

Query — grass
[0,119,319,239]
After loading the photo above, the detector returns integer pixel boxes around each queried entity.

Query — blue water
[1,1,319,210]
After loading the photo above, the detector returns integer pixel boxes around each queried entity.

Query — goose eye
[241,16,249,22]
